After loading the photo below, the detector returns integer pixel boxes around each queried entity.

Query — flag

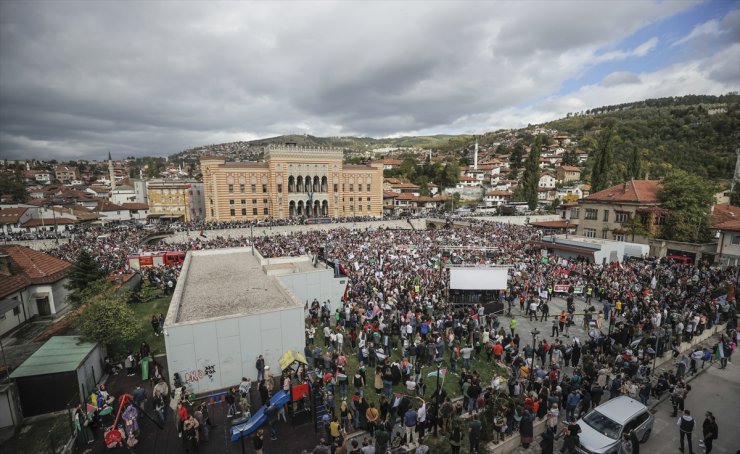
[427,368,447,380]
[199,229,207,238]
[434,259,441,270]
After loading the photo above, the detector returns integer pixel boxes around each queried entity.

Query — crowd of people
[47,216,738,453]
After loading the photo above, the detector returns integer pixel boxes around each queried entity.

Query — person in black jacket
[677,409,695,454]
[700,412,718,454]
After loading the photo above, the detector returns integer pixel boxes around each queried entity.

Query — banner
[573,286,584,294]
[554,284,570,293]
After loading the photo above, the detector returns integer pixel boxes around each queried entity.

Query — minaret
[108,151,116,191]
[474,139,479,170]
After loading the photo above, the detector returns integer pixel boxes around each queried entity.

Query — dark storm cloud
[0,1,733,160]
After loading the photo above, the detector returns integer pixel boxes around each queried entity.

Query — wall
[165,306,305,394]
[278,268,348,314]
[76,344,105,405]
[0,383,22,430]
[715,230,740,267]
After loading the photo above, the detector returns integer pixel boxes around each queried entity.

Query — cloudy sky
[1,1,738,160]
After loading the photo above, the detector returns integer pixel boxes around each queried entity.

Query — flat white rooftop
[168,248,301,325]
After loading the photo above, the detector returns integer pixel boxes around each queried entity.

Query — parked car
[575,396,653,454]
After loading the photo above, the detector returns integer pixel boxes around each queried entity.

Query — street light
[530,328,540,382]
[432,357,443,437]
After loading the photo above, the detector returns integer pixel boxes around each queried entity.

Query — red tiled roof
[0,245,71,298]
[458,176,478,182]
[714,219,740,232]
[21,218,77,228]
[529,220,570,228]
[384,178,402,184]
[121,203,149,210]
[390,183,420,189]
[559,166,581,171]
[94,199,126,212]
[0,208,29,224]
[486,190,512,196]
[584,180,661,204]
[711,204,740,229]
[383,191,399,199]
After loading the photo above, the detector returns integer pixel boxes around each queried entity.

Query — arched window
[321,176,328,193]
[297,176,303,192]
[288,176,295,193]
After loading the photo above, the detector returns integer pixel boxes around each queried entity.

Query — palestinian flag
[427,368,447,379]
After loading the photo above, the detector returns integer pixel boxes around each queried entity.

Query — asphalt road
[642,360,740,454]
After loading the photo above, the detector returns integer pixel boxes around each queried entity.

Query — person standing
[252,429,264,454]
[403,405,417,444]
[256,355,265,382]
[468,413,482,454]
[699,412,718,453]
[677,409,695,454]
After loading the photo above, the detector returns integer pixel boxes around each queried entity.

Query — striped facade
[201,146,383,221]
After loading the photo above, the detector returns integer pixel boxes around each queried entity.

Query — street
[642,360,740,454]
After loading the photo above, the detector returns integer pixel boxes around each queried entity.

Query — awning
[0,297,22,314]
[278,350,308,371]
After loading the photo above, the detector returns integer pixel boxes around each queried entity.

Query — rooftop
[584,179,661,204]
[9,336,98,378]
[168,248,301,325]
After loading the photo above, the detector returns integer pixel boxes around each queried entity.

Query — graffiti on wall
[184,364,216,384]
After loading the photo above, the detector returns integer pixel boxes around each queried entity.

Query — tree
[0,174,27,202]
[730,183,740,207]
[509,142,524,176]
[75,293,143,357]
[519,136,543,210]
[659,169,719,242]
[626,146,642,180]
[621,215,649,242]
[590,128,616,192]
[67,250,105,293]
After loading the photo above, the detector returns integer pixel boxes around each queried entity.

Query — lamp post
[530,328,540,382]
[433,357,443,437]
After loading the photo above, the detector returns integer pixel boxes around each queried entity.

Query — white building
[538,173,557,189]
[164,248,306,394]
[484,190,512,206]
[0,246,71,336]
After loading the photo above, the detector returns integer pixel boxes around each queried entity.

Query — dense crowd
[44,217,739,453]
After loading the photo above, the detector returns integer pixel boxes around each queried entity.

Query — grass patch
[308,325,510,411]
[1,413,71,454]
[129,295,171,356]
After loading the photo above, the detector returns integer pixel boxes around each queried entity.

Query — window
[13,306,20,316]
[251,184,256,193]
[367,197,371,202]
[613,234,625,242]
[732,235,740,245]
[229,199,235,205]
[264,208,269,215]
[358,204,362,211]
[334,183,338,193]
[240,184,245,193]
[263,198,268,205]
[350,197,353,202]
[350,184,354,192]
[603,210,609,222]
[242,208,247,215]
[253,208,258,215]
[601,229,608,239]
[585,208,598,220]
[584,228,596,238]
[615,212,629,223]
[228,184,234,193]
[241,199,246,205]
[358,184,362,192]
[262,184,267,193]
[252,199,257,205]
[230,208,235,216]
[277,183,282,193]
[367,204,371,212]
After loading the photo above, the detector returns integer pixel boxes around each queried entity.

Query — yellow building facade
[146,180,205,222]
[201,145,383,221]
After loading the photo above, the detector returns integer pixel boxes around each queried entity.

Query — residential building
[147,180,205,222]
[556,166,581,183]
[388,183,420,196]
[573,179,662,242]
[92,199,131,222]
[712,204,740,267]
[455,176,481,188]
[0,208,33,235]
[54,165,78,183]
[201,145,383,221]
[0,246,72,336]
[122,203,150,221]
[483,190,513,206]
[538,173,557,189]
[109,184,137,205]
[380,159,402,170]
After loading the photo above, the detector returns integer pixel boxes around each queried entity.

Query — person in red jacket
[177,402,188,438]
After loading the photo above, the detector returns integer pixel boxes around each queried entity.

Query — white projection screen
[449,268,509,290]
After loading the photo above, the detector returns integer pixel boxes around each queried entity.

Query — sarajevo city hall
[201,145,383,221]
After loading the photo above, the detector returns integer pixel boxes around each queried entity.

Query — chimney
[622,182,627,193]
[0,253,11,276]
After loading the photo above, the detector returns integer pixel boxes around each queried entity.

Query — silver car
[575,396,654,454]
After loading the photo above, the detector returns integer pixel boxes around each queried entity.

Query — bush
[421,434,452,454]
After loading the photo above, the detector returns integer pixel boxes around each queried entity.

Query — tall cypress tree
[590,128,615,192]
[67,249,105,291]
[520,136,542,210]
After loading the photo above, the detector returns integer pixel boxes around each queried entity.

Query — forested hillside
[544,93,739,179]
